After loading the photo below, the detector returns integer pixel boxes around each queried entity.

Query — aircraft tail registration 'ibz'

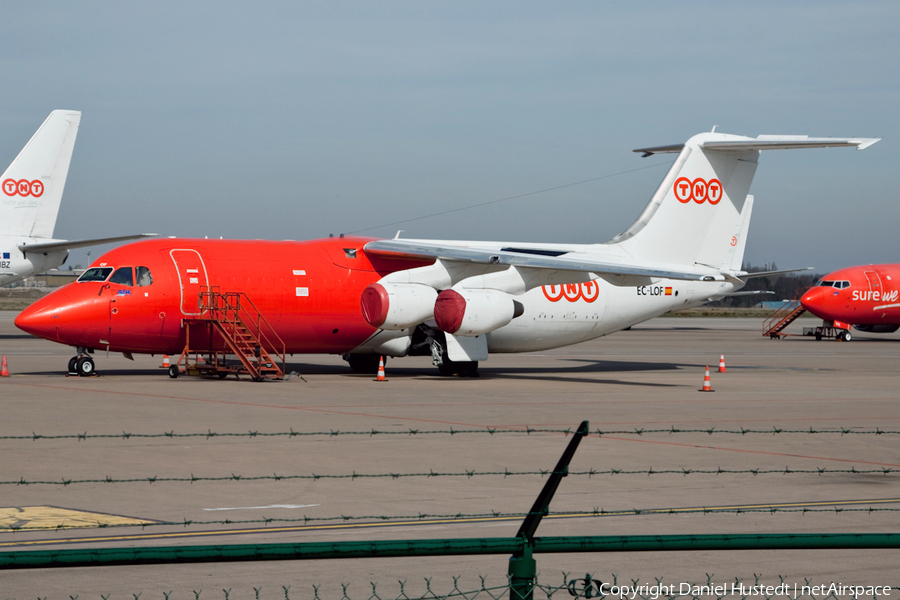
[16,131,879,376]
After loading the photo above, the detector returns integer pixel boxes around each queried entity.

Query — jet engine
[360,282,438,330]
[433,289,524,336]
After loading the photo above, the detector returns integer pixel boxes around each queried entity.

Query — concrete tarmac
[1,311,899,598]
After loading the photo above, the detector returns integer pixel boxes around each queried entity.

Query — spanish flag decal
[665,287,673,296]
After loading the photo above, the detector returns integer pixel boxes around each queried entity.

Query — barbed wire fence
[3,427,900,441]
[4,574,899,600]
[4,425,899,598]
[2,465,898,488]
[2,425,898,534]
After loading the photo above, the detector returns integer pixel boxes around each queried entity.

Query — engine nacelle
[433,289,524,336]
[360,282,437,330]
[853,324,900,334]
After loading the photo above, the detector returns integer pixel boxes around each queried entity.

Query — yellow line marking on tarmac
[1,498,898,548]
[0,506,155,532]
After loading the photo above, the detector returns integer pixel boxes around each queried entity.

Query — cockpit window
[77,267,113,282]
[136,266,153,286]
[109,267,134,286]
[816,280,851,289]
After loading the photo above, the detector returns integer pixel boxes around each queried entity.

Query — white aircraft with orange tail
[16,130,879,376]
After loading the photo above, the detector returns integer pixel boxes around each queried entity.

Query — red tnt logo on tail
[2,178,43,197]
[673,177,721,204]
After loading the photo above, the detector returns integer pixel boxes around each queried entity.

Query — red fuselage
[15,237,431,354]
[800,264,900,331]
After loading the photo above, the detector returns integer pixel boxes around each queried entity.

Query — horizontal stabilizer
[702,136,881,151]
[635,135,880,156]
[19,233,159,254]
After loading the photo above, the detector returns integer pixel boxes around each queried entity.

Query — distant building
[756,300,792,310]
[3,270,82,289]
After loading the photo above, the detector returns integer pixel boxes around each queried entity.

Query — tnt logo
[673,177,722,205]
[2,178,43,198]
[542,281,599,303]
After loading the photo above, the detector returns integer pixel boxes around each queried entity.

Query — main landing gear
[431,337,479,378]
[68,348,96,377]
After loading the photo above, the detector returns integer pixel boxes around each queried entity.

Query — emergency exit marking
[296,287,309,297]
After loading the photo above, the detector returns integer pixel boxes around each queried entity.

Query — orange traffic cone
[373,356,387,382]
[161,355,170,368]
[0,355,8,377]
[699,366,714,392]
[718,355,726,373]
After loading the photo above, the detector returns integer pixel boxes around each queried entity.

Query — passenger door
[170,249,209,315]
[865,271,883,298]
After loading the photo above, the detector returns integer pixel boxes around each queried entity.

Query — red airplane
[14,131,879,377]
[800,264,900,341]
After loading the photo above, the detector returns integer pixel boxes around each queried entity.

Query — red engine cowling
[433,289,524,336]
[360,282,438,330]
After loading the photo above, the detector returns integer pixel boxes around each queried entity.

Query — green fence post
[509,420,590,600]
[508,534,535,600]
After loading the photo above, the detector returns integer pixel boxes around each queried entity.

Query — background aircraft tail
[609,132,878,271]
[0,110,81,239]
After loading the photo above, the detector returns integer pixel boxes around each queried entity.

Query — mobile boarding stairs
[169,287,286,381]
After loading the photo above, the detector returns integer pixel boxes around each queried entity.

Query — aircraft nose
[800,287,828,313]
[15,289,75,341]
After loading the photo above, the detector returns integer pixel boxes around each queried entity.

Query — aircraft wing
[364,239,718,281]
[19,234,159,254]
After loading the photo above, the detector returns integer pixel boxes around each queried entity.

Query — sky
[1,2,897,273]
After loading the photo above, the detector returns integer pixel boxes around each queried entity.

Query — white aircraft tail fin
[724,194,753,272]
[0,110,81,238]
[610,133,879,269]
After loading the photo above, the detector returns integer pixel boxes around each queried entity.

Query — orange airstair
[171,287,286,381]
[762,299,806,339]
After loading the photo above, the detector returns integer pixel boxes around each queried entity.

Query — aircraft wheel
[347,354,381,374]
[168,365,179,378]
[437,360,457,376]
[68,356,78,372]
[457,361,480,378]
[76,356,95,377]
[840,330,852,342]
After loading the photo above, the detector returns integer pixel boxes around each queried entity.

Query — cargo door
[170,249,209,315]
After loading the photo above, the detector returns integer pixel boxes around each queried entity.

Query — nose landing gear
[68,348,96,377]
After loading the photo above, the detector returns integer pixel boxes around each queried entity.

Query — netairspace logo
[580,582,893,599]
